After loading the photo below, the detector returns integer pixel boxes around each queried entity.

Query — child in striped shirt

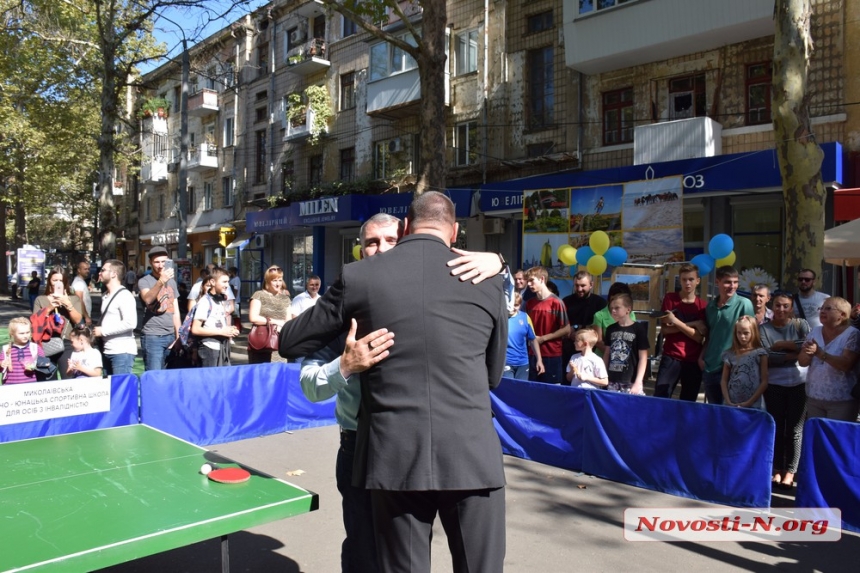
[0,317,44,384]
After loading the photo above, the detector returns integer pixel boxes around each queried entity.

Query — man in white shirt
[795,268,829,329]
[188,266,235,312]
[290,275,321,316]
[71,260,93,326]
[93,259,138,375]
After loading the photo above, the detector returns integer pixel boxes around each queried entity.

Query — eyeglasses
[798,277,814,282]
[267,266,282,273]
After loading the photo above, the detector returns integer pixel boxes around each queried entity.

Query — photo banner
[522,177,683,297]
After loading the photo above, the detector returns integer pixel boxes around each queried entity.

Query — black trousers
[371,487,505,573]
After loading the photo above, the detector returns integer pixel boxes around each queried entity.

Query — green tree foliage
[323,0,447,195]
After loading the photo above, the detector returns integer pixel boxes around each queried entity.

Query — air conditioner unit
[388,138,402,153]
[167,162,179,173]
[482,218,505,235]
[252,234,267,249]
[289,28,307,45]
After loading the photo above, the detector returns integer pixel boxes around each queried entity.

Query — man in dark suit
[280,192,508,573]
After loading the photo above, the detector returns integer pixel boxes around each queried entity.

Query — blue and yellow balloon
[587,255,608,276]
[589,231,610,256]
[557,244,577,266]
[708,234,734,260]
[715,251,736,267]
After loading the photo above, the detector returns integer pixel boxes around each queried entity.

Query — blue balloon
[708,234,734,260]
[576,246,595,266]
[604,246,628,267]
[691,253,715,275]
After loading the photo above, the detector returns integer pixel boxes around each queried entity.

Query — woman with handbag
[31,267,84,379]
[247,265,292,364]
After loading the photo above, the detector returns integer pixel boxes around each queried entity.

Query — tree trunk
[98,41,118,262]
[414,1,447,196]
[0,192,7,295]
[773,0,826,289]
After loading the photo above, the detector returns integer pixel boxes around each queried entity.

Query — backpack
[169,296,215,369]
[178,296,213,348]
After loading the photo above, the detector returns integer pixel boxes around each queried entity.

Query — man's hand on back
[340,319,395,379]
[447,248,504,284]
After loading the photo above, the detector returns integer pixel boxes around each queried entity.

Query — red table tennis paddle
[208,467,251,483]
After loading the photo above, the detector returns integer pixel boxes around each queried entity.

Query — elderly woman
[760,292,809,489]
[799,296,860,422]
[247,265,293,365]
[32,266,84,379]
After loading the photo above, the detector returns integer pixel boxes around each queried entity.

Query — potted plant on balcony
[138,96,170,119]
[286,92,307,128]
[204,132,217,155]
[304,85,333,145]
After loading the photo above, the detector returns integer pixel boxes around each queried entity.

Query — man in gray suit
[280,192,507,573]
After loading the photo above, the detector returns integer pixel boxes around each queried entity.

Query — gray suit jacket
[279,233,508,491]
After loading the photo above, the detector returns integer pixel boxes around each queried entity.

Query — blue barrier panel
[141,363,290,446]
[0,374,139,443]
[583,391,774,507]
[796,418,860,534]
[284,364,337,430]
[490,377,587,471]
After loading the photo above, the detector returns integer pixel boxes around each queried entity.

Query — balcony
[187,88,219,117]
[562,0,774,75]
[187,143,219,171]
[285,107,328,141]
[295,0,324,19]
[633,117,722,165]
[140,117,169,183]
[367,67,421,117]
[286,38,330,76]
[141,159,167,184]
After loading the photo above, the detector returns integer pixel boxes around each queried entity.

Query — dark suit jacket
[279,233,508,491]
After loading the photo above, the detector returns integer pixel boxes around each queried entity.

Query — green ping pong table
[0,425,318,572]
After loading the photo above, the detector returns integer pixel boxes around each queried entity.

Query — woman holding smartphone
[32,267,84,378]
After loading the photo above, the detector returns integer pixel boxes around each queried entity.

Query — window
[455,30,478,75]
[145,197,151,222]
[309,155,323,187]
[374,139,409,179]
[343,15,357,38]
[579,0,636,15]
[206,66,216,90]
[286,27,300,52]
[282,161,295,194]
[527,47,554,129]
[222,177,234,207]
[224,62,235,88]
[256,90,267,102]
[340,72,356,110]
[191,74,199,95]
[173,86,181,112]
[223,117,234,147]
[369,32,418,81]
[669,74,706,120]
[257,43,269,78]
[203,182,212,210]
[313,15,325,40]
[187,186,195,214]
[746,62,772,125]
[527,11,553,34]
[455,121,478,166]
[602,87,634,145]
[255,106,267,124]
[527,142,554,158]
[255,130,267,185]
[158,195,164,219]
[340,147,355,182]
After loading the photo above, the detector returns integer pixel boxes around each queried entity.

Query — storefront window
[291,232,314,294]
[732,199,783,284]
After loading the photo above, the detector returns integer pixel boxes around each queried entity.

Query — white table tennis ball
[200,463,213,475]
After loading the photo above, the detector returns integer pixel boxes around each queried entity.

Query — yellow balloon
[557,244,577,266]
[589,231,610,256]
[587,255,608,276]
[715,251,736,267]
[352,244,362,260]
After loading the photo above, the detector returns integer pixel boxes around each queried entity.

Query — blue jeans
[505,364,530,380]
[104,353,135,376]
[702,370,724,405]
[336,430,379,573]
[141,333,174,371]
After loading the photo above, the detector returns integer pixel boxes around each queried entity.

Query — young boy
[67,326,103,378]
[524,266,571,384]
[0,317,44,384]
[603,294,650,394]
[653,263,708,401]
[191,268,240,367]
[566,327,608,389]
[699,265,755,405]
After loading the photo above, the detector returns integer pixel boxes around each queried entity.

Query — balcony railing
[286,38,330,76]
[187,142,219,171]
[188,88,219,117]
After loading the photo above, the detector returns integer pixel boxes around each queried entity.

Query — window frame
[254,130,267,185]
[203,181,213,211]
[455,29,478,76]
[187,186,195,214]
[746,62,772,126]
[602,87,634,146]
[222,176,234,207]
[282,161,295,195]
[340,72,356,111]
[223,116,234,147]
[369,32,419,82]
[340,147,356,182]
[526,46,555,130]
[308,154,324,187]
[526,11,554,34]
[342,15,357,38]
[668,73,706,120]
[454,121,478,166]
